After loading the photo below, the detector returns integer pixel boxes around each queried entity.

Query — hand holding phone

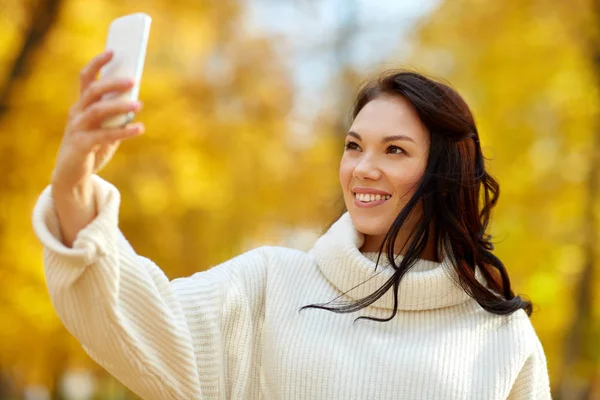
[100,13,151,128]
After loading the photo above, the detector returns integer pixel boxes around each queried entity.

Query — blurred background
[0,0,598,398]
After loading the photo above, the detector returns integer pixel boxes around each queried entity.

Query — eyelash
[344,141,405,155]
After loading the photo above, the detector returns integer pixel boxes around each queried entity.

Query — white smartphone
[100,12,151,128]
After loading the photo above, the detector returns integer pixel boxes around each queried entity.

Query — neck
[309,212,481,311]
[359,219,438,262]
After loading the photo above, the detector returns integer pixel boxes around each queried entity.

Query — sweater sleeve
[507,336,552,400]
[31,175,268,400]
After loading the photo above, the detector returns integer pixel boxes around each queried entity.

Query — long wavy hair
[301,70,532,323]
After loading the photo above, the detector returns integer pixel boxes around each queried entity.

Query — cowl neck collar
[309,212,484,311]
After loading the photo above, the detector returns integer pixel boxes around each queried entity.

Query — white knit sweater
[32,175,551,400]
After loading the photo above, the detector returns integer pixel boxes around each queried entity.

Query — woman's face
[339,95,430,237]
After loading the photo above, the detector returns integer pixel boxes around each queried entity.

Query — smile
[353,192,391,208]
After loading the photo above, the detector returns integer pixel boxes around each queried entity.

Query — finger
[75,123,145,151]
[79,50,113,96]
[75,99,141,130]
[80,77,135,110]
[67,103,82,123]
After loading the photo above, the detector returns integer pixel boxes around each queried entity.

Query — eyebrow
[346,131,416,144]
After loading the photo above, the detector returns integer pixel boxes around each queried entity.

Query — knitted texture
[32,175,551,399]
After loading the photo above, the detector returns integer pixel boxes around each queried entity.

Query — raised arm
[34,176,203,398]
[33,51,268,399]
[34,176,268,399]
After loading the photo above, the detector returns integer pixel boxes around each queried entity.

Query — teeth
[354,193,391,202]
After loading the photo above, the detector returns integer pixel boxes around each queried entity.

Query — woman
[32,50,551,399]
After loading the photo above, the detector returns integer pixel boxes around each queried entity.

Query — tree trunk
[558,3,600,398]
[0,0,63,118]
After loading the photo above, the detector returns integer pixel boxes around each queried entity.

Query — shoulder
[501,310,551,396]
[174,246,314,286]
[260,245,321,275]
[503,309,541,345]
[472,304,546,362]
[260,245,314,264]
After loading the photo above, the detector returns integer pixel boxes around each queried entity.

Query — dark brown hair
[301,70,532,323]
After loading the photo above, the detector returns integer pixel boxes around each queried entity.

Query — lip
[352,187,392,196]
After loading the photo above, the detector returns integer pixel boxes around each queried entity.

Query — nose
[353,154,382,181]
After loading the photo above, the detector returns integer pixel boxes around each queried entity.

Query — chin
[348,210,393,236]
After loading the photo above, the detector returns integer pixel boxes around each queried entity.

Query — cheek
[339,157,354,185]
[388,162,426,194]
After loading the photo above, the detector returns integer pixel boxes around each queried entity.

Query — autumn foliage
[0,0,598,398]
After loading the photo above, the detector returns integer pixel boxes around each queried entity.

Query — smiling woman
[303,71,534,322]
[32,58,551,399]
[341,95,431,255]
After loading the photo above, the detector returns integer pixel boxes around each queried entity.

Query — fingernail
[131,123,144,133]
[130,101,141,110]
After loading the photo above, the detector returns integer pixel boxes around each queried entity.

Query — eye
[387,145,405,155]
[344,141,360,151]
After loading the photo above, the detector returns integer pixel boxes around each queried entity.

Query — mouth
[353,192,392,208]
